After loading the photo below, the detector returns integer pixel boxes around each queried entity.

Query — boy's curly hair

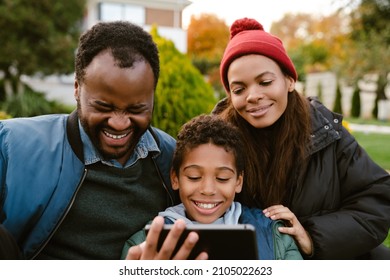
[172,114,245,176]
[75,21,159,89]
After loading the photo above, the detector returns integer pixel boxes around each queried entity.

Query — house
[84,0,192,53]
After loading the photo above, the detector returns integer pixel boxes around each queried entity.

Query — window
[99,2,145,25]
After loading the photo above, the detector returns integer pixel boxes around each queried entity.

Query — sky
[182,0,349,31]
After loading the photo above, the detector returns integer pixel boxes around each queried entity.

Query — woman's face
[227,54,295,128]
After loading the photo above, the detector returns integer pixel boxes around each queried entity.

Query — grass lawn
[349,127,390,249]
[351,131,390,170]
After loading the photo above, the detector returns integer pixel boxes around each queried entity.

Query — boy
[124,114,302,260]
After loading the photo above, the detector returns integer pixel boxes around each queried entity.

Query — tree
[350,0,390,43]
[344,0,390,118]
[350,82,361,118]
[270,12,350,79]
[373,73,388,118]
[333,81,343,114]
[187,14,230,99]
[187,13,229,74]
[150,26,217,137]
[0,0,86,100]
[270,13,315,49]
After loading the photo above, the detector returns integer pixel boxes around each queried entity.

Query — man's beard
[77,107,139,161]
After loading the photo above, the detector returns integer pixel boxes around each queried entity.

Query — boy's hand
[125,216,208,260]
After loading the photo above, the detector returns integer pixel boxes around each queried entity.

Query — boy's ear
[170,168,180,190]
[235,172,243,194]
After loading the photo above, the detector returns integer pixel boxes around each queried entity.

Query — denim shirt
[78,122,161,168]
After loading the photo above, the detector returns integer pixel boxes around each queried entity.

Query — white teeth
[103,131,128,139]
[196,202,218,209]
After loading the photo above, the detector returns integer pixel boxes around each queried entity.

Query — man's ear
[170,168,179,190]
[74,80,80,100]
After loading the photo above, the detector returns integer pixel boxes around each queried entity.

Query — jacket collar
[308,97,342,154]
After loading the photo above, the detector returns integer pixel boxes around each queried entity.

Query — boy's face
[171,143,243,224]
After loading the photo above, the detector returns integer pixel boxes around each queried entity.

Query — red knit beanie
[220,18,297,93]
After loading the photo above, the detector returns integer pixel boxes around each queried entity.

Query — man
[0,21,198,259]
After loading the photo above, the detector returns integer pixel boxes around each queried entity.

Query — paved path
[349,123,390,134]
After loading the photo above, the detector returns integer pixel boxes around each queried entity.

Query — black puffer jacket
[214,97,390,259]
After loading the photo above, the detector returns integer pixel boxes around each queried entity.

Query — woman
[213,17,390,259]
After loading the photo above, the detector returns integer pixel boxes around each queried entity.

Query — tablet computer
[144,223,258,260]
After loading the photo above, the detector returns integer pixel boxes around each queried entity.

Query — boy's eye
[217,177,230,182]
[187,176,201,181]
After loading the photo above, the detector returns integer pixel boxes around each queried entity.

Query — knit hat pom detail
[230,18,264,39]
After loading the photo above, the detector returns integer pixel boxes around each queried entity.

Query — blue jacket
[0,111,177,259]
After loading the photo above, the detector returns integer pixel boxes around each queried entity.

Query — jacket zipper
[30,168,88,259]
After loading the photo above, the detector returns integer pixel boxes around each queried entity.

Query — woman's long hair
[218,90,311,208]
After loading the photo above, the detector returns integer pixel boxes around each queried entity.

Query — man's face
[74,51,155,165]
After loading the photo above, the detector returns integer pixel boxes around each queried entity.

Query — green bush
[151,26,217,138]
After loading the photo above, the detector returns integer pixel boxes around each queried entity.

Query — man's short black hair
[75,21,159,89]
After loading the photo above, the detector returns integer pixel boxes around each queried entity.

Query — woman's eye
[231,87,243,95]
[260,80,273,86]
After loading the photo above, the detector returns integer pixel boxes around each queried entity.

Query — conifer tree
[350,82,361,118]
[333,81,343,114]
